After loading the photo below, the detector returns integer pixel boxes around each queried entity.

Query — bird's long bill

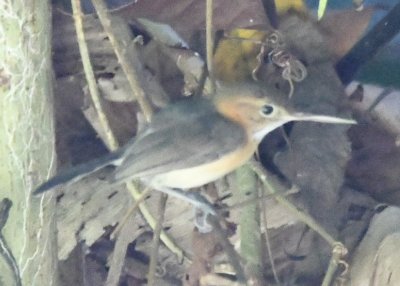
[290,113,357,125]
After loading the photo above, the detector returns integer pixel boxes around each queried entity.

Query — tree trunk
[0,0,58,285]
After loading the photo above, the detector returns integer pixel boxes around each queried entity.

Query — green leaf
[318,0,329,20]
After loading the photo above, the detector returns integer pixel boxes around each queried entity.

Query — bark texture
[0,1,58,285]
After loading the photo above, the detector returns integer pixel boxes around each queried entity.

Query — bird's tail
[33,150,124,194]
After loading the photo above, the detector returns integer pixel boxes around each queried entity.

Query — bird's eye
[260,104,274,116]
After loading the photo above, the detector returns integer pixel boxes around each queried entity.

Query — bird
[34,84,355,217]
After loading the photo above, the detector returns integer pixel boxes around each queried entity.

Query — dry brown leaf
[117,0,268,41]
[57,176,134,260]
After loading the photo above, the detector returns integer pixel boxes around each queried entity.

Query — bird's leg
[158,188,216,233]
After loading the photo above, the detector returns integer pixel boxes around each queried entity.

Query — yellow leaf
[276,0,306,14]
[317,0,329,20]
[214,29,268,82]
[213,1,307,82]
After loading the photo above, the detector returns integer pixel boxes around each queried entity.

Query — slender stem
[251,161,350,283]
[260,197,281,284]
[235,166,263,283]
[71,0,118,150]
[249,161,339,248]
[73,0,187,263]
[147,194,168,286]
[207,215,247,282]
[0,199,21,286]
[321,244,348,286]
[110,188,152,239]
[206,0,215,93]
[91,0,154,121]
[126,182,188,262]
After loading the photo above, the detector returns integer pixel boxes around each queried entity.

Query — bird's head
[214,84,356,142]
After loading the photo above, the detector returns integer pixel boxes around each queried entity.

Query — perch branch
[206,0,215,92]
[250,160,349,283]
[260,196,281,284]
[234,166,263,283]
[110,187,152,240]
[91,0,153,121]
[71,0,118,150]
[321,244,348,286]
[249,161,343,249]
[147,194,168,286]
[207,215,247,283]
[126,182,187,262]
[72,0,187,265]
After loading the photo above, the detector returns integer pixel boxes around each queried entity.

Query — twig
[147,194,168,286]
[234,166,263,283]
[126,182,188,262]
[91,0,153,121]
[106,218,145,286]
[224,188,296,211]
[250,161,350,283]
[260,194,281,284]
[110,187,152,240]
[321,244,348,286]
[73,0,187,264]
[249,161,341,249]
[71,0,118,150]
[0,199,21,286]
[336,1,400,85]
[207,215,247,283]
[206,0,215,93]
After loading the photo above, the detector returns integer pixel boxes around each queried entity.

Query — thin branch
[250,161,349,283]
[207,215,247,283]
[224,188,296,211]
[206,0,215,93]
[91,0,153,121]
[126,182,188,262]
[260,195,281,284]
[106,219,145,286]
[73,0,187,265]
[234,166,263,283]
[110,187,152,240]
[249,161,341,249]
[321,244,348,286]
[71,0,118,150]
[147,194,168,286]
[336,1,400,85]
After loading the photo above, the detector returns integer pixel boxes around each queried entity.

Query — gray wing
[111,98,246,182]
